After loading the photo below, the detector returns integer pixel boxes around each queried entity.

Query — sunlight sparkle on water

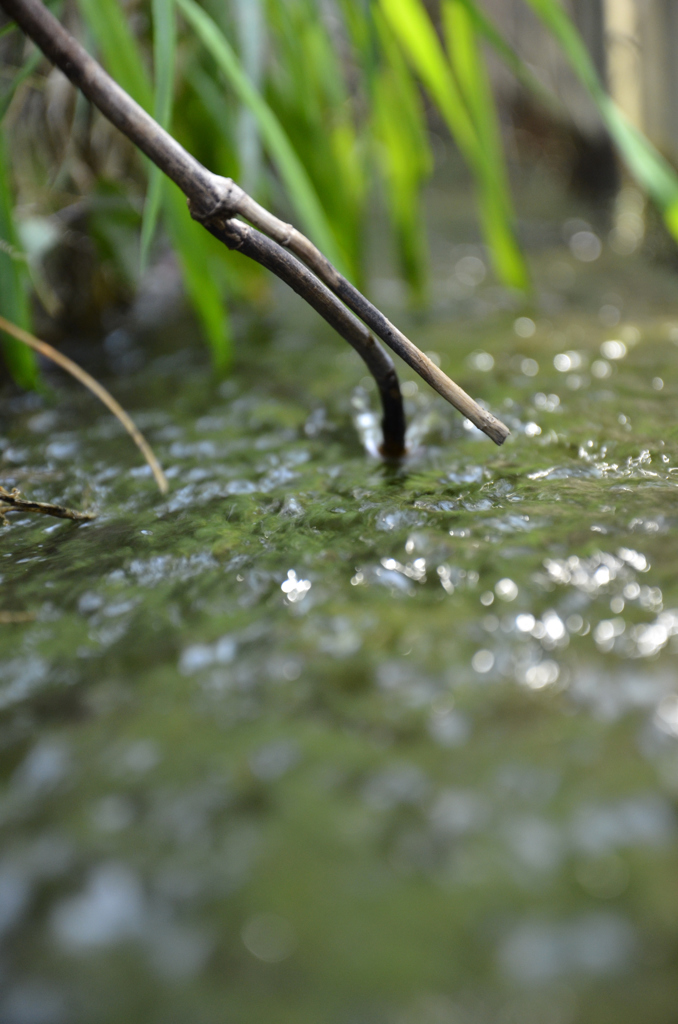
[281,570,312,603]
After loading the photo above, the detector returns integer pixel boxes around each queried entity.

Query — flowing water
[2,184,678,1023]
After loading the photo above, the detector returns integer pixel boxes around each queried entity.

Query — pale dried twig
[0,485,95,521]
[0,315,169,493]
[0,610,36,623]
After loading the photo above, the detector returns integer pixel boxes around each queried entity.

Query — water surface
[2,199,678,1023]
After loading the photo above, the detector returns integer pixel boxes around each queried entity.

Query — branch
[0,0,509,449]
[218,187,509,444]
[197,214,406,457]
[0,486,95,521]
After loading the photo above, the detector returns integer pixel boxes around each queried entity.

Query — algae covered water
[2,205,678,1023]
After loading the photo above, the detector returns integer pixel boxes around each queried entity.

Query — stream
[1,176,678,1023]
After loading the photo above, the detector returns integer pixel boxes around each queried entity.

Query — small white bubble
[652,377,664,391]
[591,359,612,379]
[455,255,486,287]
[524,661,560,689]
[543,611,565,641]
[514,317,536,338]
[472,650,495,674]
[468,351,494,372]
[521,358,539,377]
[570,230,602,262]
[600,340,626,360]
[524,422,542,437]
[281,569,312,603]
[495,578,519,602]
[480,591,495,607]
[516,613,536,633]
[620,324,641,345]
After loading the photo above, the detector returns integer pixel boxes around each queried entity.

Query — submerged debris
[0,611,36,624]
[0,486,96,523]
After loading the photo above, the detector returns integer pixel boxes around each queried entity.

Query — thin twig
[198,214,406,457]
[212,186,510,445]
[0,610,36,623]
[0,315,169,493]
[0,485,95,520]
[0,0,509,446]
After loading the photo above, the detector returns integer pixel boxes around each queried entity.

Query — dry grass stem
[0,485,96,521]
[0,315,169,494]
[0,610,37,623]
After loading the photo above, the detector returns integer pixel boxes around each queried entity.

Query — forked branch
[0,0,509,453]
[0,485,95,521]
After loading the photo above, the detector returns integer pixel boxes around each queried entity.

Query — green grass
[3,0,678,387]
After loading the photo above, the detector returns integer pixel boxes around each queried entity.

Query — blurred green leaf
[262,0,364,279]
[443,0,528,290]
[76,0,231,367]
[76,0,152,108]
[380,0,527,290]
[176,0,347,274]
[0,129,38,388]
[233,0,264,194]
[163,179,231,370]
[371,10,431,298]
[140,0,177,274]
[379,0,478,162]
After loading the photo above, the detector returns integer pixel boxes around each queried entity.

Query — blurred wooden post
[601,1,678,164]
[485,0,678,166]
[603,0,643,130]
[483,0,607,139]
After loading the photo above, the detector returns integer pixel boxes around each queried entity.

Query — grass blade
[233,0,263,194]
[0,314,167,493]
[176,0,346,274]
[162,178,232,370]
[443,0,528,290]
[371,10,432,298]
[76,0,231,367]
[0,129,38,388]
[76,0,152,107]
[379,0,478,164]
[140,0,177,273]
[380,0,527,290]
[0,47,42,121]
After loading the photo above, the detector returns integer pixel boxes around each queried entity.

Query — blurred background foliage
[2,0,678,388]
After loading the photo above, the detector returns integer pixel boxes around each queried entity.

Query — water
[2,198,678,1023]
